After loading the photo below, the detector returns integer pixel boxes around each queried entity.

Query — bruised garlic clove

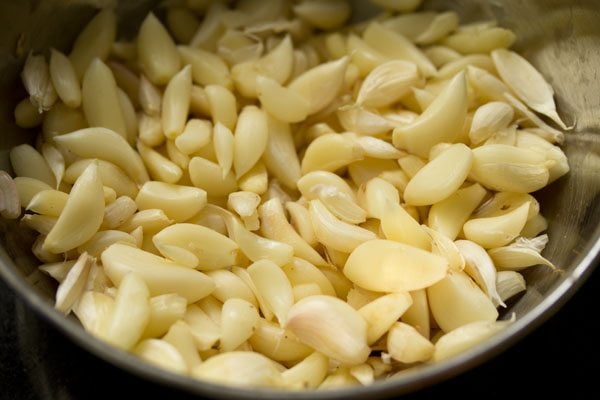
[492,49,570,130]
[309,199,376,253]
[393,72,467,158]
[427,269,498,332]
[259,198,327,266]
[404,143,473,206]
[288,56,349,115]
[344,240,447,292]
[192,351,284,388]
[455,240,504,307]
[387,322,434,363]
[55,252,94,314]
[152,223,238,270]
[464,202,530,249]
[248,259,294,325]
[356,60,421,108]
[301,134,364,174]
[358,292,413,345]
[54,127,149,184]
[44,163,104,253]
[101,243,215,303]
[433,319,512,362]
[286,295,370,366]
[363,22,436,78]
[469,101,514,145]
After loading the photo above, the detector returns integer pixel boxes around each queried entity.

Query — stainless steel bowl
[1,0,599,398]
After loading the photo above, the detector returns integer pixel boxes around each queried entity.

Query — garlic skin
[286,295,370,366]
[496,271,526,303]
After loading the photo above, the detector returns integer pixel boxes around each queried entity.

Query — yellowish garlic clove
[357,177,399,219]
[380,200,431,251]
[248,259,294,325]
[427,269,498,332]
[415,11,460,45]
[281,352,329,389]
[423,226,465,271]
[516,130,569,183]
[469,101,514,145]
[102,195,137,230]
[73,291,115,340]
[141,293,187,339]
[192,351,284,388]
[78,230,137,258]
[282,258,337,298]
[474,191,539,221]
[163,320,202,371]
[21,52,58,113]
[161,65,192,139]
[43,163,104,253]
[26,189,67,217]
[117,208,173,234]
[262,115,302,190]
[496,271,526,303]
[101,243,215,303]
[363,22,436,78]
[337,106,396,136]
[239,161,269,196]
[20,214,56,235]
[134,339,187,374]
[289,56,349,115]
[492,49,570,130]
[64,159,138,199]
[349,363,375,386]
[359,292,413,345]
[464,202,530,249]
[205,269,257,307]
[504,93,565,143]
[455,240,504,307]
[189,1,227,50]
[432,319,512,362]
[10,144,56,187]
[234,105,269,178]
[220,298,260,352]
[387,322,435,363]
[443,26,516,54]
[344,239,447,292]
[286,295,371,366]
[401,289,430,339]
[404,143,473,206]
[40,143,65,190]
[346,135,404,160]
[137,12,181,85]
[356,60,421,108]
[256,75,310,123]
[488,234,555,271]
[393,72,467,158]
[135,181,206,223]
[309,199,376,253]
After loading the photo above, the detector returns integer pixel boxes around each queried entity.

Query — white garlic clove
[455,240,504,307]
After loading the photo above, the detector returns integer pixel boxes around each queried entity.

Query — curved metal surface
[0,0,599,398]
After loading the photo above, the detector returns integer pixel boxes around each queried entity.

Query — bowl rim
[1,220,599,399]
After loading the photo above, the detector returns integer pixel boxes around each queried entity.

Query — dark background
[0,269,595,400]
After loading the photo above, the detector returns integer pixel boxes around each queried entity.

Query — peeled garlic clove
[467,65,511,103]
[137,12,181,85]
[299,171,355,202]
[78,230,137,258]
[387,322,434,363]
[20,214,56,235]
[393,72,467,158]
[249,318,312,361]
[474,192,539,221]
[380,201,431,251]
[179,46,232,89]
[73,291,115,340]
[102,195,137,230]
[64,159,138,199]
[470,144,550,193]
[423,226,465,271]
[101,243,215,303]
[288,56,349,115]
[263,115,302,190]
[55,252,94,314]
[344,240,447,292]
[247,259,294,325]
[401,289,430,339]
[433,319,511,361]
[346,34,389,77]
[293,0,350,30]
[228,191,260,218]
[0,171,21,219]
[464,202,530,249]
[337,106,396,136]
[41,143,65,190]
[455,240,504,307]
[256,75,310,123]
[162,320,202,371]
[357,177,400,219]
[349,135,403,160]
[358,292,413,345]
[349,363,374,386]
[308,184,366,225]
[185,304,220,350]
[415,11,460,45]
[192,351,284,388]
[496,270,527,303]
[286,295,370,366]
[259,198,327,266]
[309,199,376,253]
[134,339,187,374]
[189,157,239,197]
[356,60,421,108]
[10,144,56,188]
[372,0,422,12]
[281,352,329,389]
[488,241,555,272]
[135,181,206,223]
[220,298,260,352]
[469,101,514,145]
[282,258,337,298]
[443,26,516,54]
[233,106,268,178]
[44,163,104,253]
[492,49,570,130]
[54,127,149,185]
[363,22,436,78]
[517,130,569,183]
[427,269,498,332]
[301,133,364,174]
[404,144,473,206]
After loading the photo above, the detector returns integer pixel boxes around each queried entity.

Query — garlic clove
[55,252,94,314]
[455,240,504,307]
[356,60,421,108]
[496,270,526,303]
[358,292,413,345]
[387,322,434,363]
